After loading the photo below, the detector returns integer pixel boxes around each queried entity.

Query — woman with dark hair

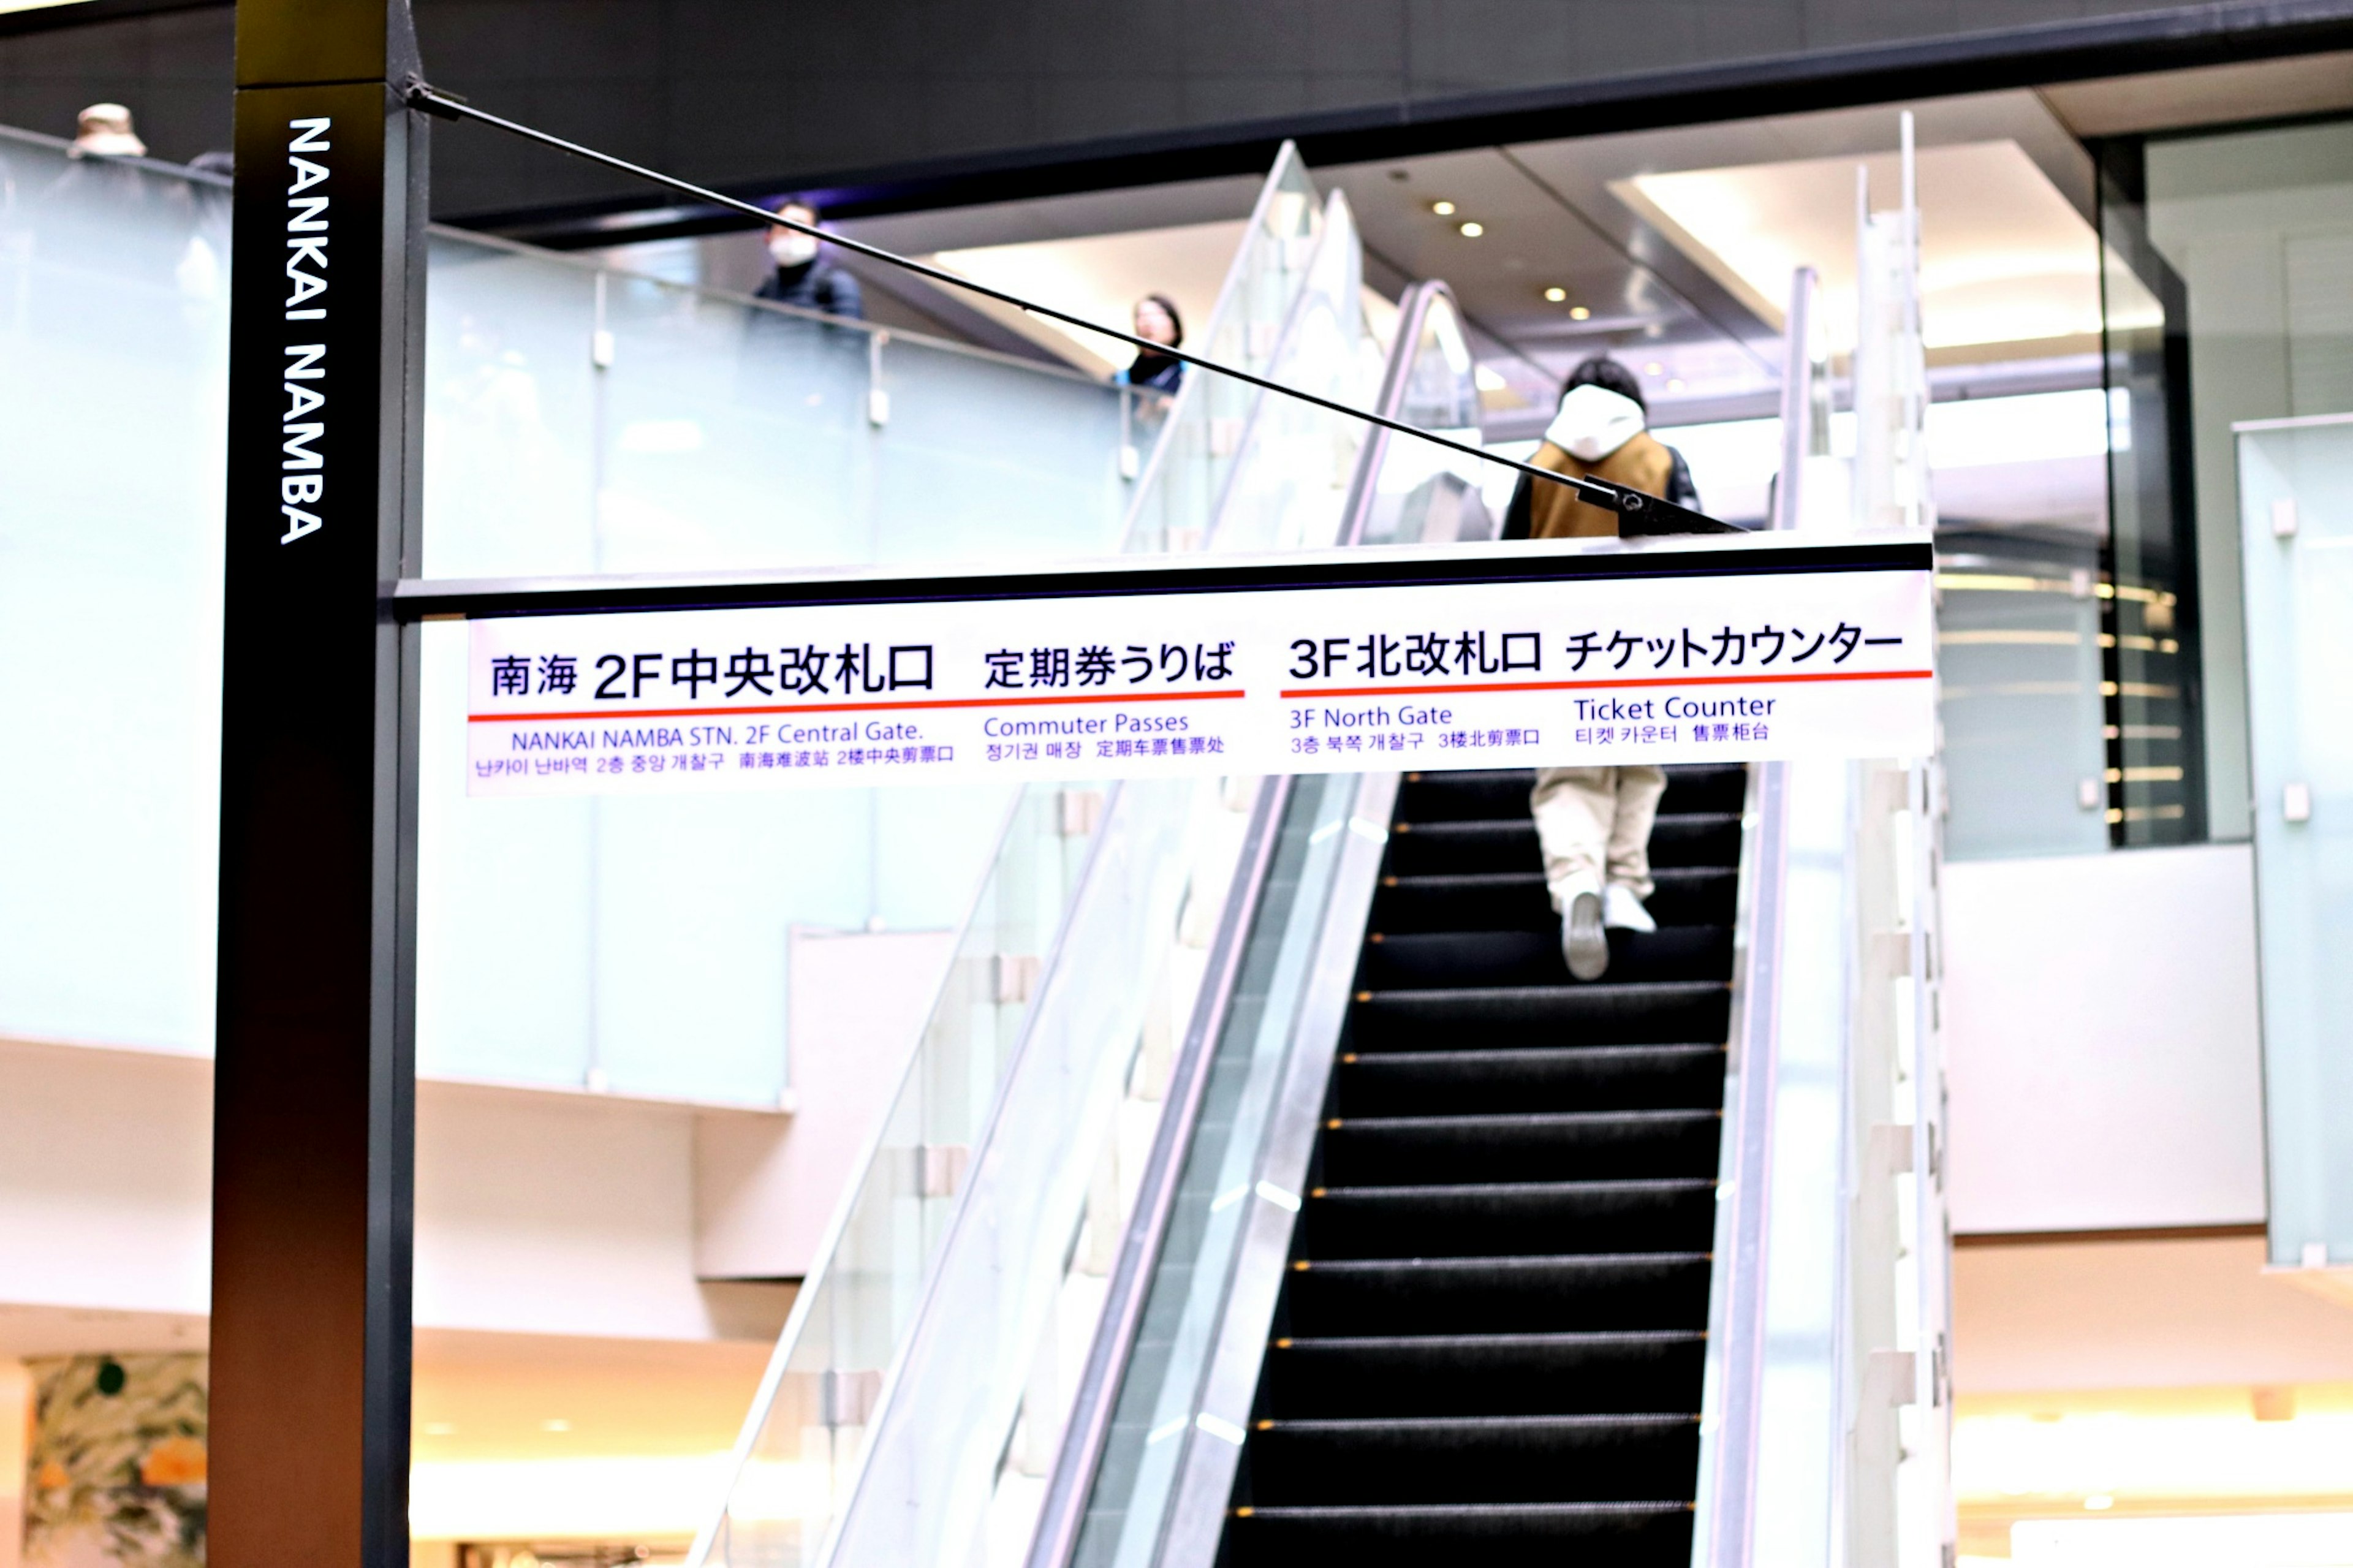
[1116,294,1186,393]
[1504,356,1705,981]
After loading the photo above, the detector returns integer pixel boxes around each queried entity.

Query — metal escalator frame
[1689,758,1792,1568]
[1336,278,1466,547]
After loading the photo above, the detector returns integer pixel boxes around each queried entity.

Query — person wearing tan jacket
[1504,358,1703,982]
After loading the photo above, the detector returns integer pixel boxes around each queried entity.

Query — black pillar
[213,2,425,1565]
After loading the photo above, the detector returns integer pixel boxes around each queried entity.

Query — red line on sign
[1278,668,1936,700]
[471,687,1249,724]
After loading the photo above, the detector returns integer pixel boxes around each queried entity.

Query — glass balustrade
[2235,417,2353,1272]
[1120,147,1321,556]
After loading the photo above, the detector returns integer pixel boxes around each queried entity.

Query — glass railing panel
[700,781,1102,1567]
[1120,148,1321,555]
[422,232,1135,581]
[1934,532,2111,860]
[0,127,229,1055]
[1200,191,1380,555]
[2235,417,2353,1271]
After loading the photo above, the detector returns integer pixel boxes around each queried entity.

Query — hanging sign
[458,536,1936,795]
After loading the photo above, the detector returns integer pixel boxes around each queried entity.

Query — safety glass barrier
[1688,755,1953,1568]
[1197,189,1383,555]
[423,230,1140,581]
[2234,417,2353,1274]
[0,127,230,1055]
[693,779,1105,1568]
[1119,145,1321,556]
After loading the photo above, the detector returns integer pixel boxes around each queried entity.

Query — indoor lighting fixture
[2083,1495,2115,1511]
[1569,305,1591,320]
[1431,200,1457,216]
[1458,221,1484,237]
[1668,377,1686,392]
[1644,362,1664,375]
[1544,286,1567,302]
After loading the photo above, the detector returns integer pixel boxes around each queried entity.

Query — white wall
[1942,843,2267,1235]
[0,1037,816,1344]
[1955,1235,2353,1392]
[0,1040,211,1319]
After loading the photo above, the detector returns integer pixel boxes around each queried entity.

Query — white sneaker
[1603,883,1657,933]
[1561,888,1608,982]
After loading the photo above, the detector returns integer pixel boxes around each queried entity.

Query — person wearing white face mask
[1502,357,1705,982]
[754,199,864,320]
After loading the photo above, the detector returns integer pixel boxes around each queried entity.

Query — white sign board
[461,536,1935,796]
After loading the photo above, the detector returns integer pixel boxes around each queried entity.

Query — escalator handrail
[1336,278,1461,546]
[1020,775,1295,1568]
[1025,280,1470,1567]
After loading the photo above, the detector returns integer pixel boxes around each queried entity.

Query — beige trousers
[1531,765,1667,909]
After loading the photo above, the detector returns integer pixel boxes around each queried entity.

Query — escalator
[1220,764,1744,1565]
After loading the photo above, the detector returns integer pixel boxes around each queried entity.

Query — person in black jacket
[754,200,863,320]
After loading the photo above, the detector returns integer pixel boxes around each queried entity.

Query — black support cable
[401,78,1732,534]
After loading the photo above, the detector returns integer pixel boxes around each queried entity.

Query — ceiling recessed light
[1431,200,1456,216]
[1667,377,1686,392]
[1544,287,1567,303]
[2083,1495,2115,1512]
[542,1418,573,1433]
[1569,306,1591,320]
[1458,221,1484,238]
[1644,362,1664,376]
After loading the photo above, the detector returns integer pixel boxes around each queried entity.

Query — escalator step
[1262,1330,1707,1417]
[1385,814,1740,876]
[1242,1412,1702,1504]
[1397,765,1747,821]
[1320,1109,1721,1185]
[1371,867,1738,933]
[1361,925,1733,987]
[1283,1252,1711,1335]
[1351,982,1730,1050]
[1335,1044,1726,1116]
[1298,1179,1717,1259]
[1224,1502,1692,1568]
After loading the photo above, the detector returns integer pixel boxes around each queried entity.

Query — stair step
[1242,1412,1703,1505]
[1372,867,1738,933]
[1321,1108,1720,1184]
[1362,925,1733,987]
[1351,982,1730,1051]
[1299,1179,1718,1258]
[1399,765,1748,821]
[1335,1044,1726,1116]
[1264,1330,1707,1417]
[1283,1252,1712,1335]
[1224,1501,1693,1567]
[1385,814,1740,876]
